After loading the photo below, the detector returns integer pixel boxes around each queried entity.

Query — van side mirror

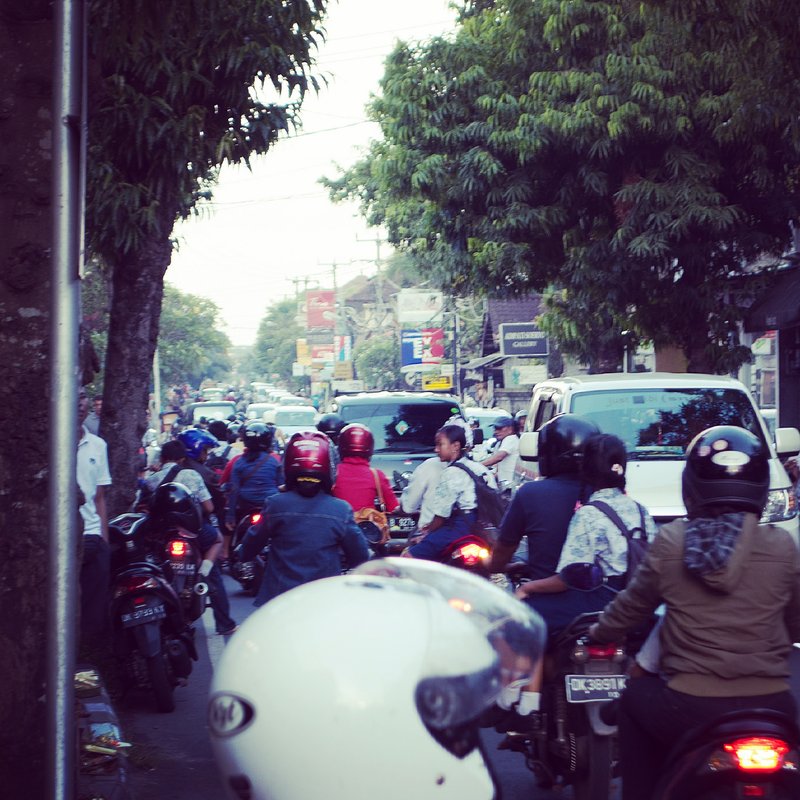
[472,429,485,445]
[776,427,800,457]
[518,431,539,462]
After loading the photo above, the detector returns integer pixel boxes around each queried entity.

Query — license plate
[121,604,166,628]
[389,515,416,533]
[170,560,195,573]
[565,674,627,703]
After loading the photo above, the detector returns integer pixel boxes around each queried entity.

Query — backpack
[205,444,232,477]
[448,461,509,533]
[585,499,649,585]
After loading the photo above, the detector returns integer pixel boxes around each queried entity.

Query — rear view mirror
[518,431,539,462]
[776,427,800,457]
[559,562,604,592]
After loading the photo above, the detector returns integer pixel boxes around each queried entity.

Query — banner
[306,289,336,329]
[396,290,444,325]
[401,328,445,367]
[334,334,352,362]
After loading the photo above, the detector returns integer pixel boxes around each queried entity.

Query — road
[116,571,800,800]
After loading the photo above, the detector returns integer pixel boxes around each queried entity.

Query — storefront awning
[462,353,507,370]
[744,267,800,332]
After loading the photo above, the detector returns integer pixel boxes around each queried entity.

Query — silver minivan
[518,372,800,541]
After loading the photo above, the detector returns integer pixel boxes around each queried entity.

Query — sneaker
[216,625,238,636]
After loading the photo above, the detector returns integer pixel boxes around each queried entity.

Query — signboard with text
[499,323,548,357]
[400,328,445,367]
[306,289,336,329]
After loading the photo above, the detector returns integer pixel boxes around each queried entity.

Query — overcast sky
[165,0,457,346]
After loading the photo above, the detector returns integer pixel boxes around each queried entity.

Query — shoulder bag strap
[158,463,183,490]
[371,468,386,512]
[585,499,632,541]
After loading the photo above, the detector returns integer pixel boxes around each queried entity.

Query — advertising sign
[311,344,334,364]
[334,334,352,362]
[296,338,311,367]
[397,290,444,325]
[499,323,549,357]
[400,328,445,367]
[422,375,453,391]
[306,289,336,329]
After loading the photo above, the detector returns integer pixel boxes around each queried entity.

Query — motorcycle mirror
[559,562,604,592]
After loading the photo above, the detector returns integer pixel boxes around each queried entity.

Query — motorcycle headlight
[761,489,797,524]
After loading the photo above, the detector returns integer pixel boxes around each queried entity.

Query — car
[201,387,227,401]
[184,400,237,425]
[518,372,800,542]
[327,391,466,537]
[271,406,319,442]
[278,395,313,406]
[245,402,277,421]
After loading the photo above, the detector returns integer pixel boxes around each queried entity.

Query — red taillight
[586,643,618,659]
[169,540,188,557]
[723,737,789,772]
[742,786,766,798]
[251,513,262,524]
[118,575,153,593]
[456,543,489,565]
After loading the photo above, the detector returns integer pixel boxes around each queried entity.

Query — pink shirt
[332,458,399,513]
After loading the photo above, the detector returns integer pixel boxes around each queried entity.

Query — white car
[518,372,800,542]
[272,406,319,443]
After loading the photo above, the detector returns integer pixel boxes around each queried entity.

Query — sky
[166,0,458,346]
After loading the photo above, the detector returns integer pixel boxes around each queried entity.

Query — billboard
[397,290,444,325]
[306,289,336,329]
[401,328,445,367]
[334,334,352,362]
[498,323,549,357]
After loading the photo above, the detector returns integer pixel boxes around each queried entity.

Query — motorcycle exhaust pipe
[194,581,209,596]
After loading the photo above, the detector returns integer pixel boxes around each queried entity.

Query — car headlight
[761,489,797,523]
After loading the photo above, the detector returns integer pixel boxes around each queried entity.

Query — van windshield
[570,388,764,460]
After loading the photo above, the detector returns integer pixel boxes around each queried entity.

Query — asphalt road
[116,571,800,800]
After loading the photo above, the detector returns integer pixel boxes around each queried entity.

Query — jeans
[80,535,110,642]
[198,521,236,633]
[618,676,797,800]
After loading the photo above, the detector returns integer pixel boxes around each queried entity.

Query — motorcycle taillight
[586,643,618,659]
[113,575,158,597]
[251,512,262,524]
[455,543,489,565]
[169,539,188,557]
[723,737,789,772]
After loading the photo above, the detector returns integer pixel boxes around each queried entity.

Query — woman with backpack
[505,433,657,721]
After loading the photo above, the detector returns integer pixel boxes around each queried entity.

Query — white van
[518,373,800,541]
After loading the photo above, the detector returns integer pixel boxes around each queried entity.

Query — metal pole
[48,1,85,798]
[453,303,461,398]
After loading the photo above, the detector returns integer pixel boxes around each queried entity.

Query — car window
[340,401,462,452]
[570,388,763,460]
[191,403,235,422]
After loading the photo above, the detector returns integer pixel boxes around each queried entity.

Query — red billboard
[306,290,336,329]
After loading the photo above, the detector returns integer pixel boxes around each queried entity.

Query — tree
[353,335,402,390]
[326,0,800,372]
[87,0,328,513]
[0,3,329,792]
[252,298,304,388]
[157,284,232,388]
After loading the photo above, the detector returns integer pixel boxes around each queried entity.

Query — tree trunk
[0,3,54,795]
[101,224,174,515]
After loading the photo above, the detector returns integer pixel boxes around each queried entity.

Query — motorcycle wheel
[146,654,175,713]
[572,731,612,800]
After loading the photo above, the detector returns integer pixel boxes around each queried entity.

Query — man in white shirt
[481,416,519,491]
[77,388,112,641]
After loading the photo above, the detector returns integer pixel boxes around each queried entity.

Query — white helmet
[208,559,545,800]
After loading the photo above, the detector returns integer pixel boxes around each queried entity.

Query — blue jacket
[241,489,369,607]
[226,451,283,524]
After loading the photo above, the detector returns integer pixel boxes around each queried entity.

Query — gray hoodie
[593,513,800,696]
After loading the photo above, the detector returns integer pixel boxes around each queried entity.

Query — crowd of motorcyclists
[78,381,800,800]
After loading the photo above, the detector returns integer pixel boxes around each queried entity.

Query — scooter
[501,562,635,800]
[228,509,265,595]
[441,532,493,576]
[108,514,198,713]
[162,526,208,623]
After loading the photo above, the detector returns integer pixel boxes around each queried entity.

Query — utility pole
[357,233,387,306]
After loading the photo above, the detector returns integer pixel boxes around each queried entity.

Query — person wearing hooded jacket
[589,426,800,800]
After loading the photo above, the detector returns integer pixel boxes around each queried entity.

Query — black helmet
[207,419,229,442]
[682,426,769,516]
[150,482,202,534]
[538,414,600,477]
[226,420,242,444]
[316,413,345,445]
[242,421,274,451]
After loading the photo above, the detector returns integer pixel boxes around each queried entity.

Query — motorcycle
[162,526,208,623]
[108,514,198,713]
[501,562,634,800]
[228,509,266,595]
[441,531,493,576]
[653,708,800,799]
